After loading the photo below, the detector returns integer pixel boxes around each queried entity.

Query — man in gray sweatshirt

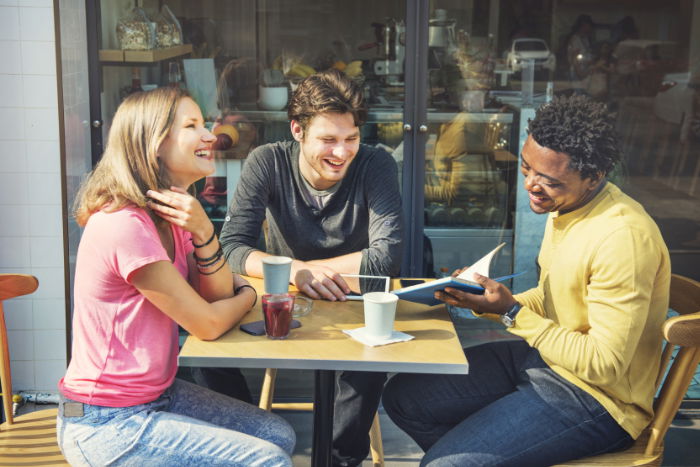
[205,69,403,466]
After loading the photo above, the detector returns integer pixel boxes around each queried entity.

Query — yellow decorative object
[287,63,315,78]
[344,60,363,78]
[212,124,240,146]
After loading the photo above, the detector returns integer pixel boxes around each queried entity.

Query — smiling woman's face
[520,135,603,215]
[157,97,217,188]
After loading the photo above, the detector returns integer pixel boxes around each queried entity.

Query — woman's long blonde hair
[74,87,190,226]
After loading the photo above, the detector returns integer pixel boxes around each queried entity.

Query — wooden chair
[0,274,68,465]
[554,273,700,467]
[259,368,384,466]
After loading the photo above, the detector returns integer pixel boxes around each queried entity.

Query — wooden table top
[178,278,469,374]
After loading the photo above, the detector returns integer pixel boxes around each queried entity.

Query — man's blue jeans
[57,379,296,466]
[382,340,633,467]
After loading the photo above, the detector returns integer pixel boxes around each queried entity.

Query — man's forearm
[245,250,362,277]
[246,250,363,280]
[243,250,270,278]
[306,251,362,275]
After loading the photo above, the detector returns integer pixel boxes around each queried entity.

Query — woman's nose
[202,130,216,143]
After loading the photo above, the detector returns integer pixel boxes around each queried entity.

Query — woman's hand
[146,186,214,244]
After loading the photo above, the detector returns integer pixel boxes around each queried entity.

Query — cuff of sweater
[229,246,256,275]
[513,291,544,316]
[506,306,545,338]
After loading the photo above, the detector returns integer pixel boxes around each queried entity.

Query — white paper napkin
[343,327,415,347]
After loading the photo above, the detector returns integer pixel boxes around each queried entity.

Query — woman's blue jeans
[57,378,296,466]
[382,340,633,467]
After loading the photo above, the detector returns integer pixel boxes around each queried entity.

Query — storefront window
[90,0,699,397]
[98,0,411,232]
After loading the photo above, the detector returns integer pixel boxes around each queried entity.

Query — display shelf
[99,44,193,63]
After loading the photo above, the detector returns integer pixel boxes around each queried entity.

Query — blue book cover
[392,243,522,306]
[393,273,521,306]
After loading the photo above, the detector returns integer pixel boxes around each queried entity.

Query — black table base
[312,369,336,467]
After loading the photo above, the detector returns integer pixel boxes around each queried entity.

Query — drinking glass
[262,293,295,339]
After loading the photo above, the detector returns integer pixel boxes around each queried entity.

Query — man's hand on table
[435,273,517,315]
[292,261,351,301]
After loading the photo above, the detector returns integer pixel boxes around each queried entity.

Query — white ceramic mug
[363,292,399,340]
[262,256,293,294]
[258,85,288,110]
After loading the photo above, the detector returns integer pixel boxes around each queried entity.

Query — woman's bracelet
[197,260,227,276]
[197,255,223,269]
[195,246,224,270]
[235,284,258,307]
[192,230,216,248]
[194,245,223,264]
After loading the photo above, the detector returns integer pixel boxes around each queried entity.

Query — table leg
[312,369,335,467]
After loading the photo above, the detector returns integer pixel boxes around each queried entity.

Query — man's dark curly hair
[528,94,620,180]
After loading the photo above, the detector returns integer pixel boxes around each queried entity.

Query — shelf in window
[234,109,513,124]
[99,44,193,63]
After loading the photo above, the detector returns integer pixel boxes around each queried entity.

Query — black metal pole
[312,369,336,467]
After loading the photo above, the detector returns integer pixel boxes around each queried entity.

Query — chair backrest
[644,273,700,456]
[0,274,39,425]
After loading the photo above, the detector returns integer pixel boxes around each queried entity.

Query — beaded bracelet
[192,230,216,248]
[235,284,258,307]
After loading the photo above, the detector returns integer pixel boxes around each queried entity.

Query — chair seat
[553,430,662,467]
[0,408,68,466]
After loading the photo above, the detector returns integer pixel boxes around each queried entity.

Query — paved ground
[16,401,700,466]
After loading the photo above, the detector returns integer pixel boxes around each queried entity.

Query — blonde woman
[57,87,295,466]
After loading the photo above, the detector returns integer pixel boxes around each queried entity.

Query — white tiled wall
[0,1,67,392]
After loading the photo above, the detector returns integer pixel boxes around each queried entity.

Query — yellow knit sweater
[512,182,670,438]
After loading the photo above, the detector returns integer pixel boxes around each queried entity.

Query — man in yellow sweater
[382,95,671,466]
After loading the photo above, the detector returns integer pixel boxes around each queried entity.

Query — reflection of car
[653,71,693,125]
[506,38,556,72]
[613,40,684,96]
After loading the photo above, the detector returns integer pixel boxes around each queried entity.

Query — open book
[393,243,520,306]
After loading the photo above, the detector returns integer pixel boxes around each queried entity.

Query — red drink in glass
[262,294,294,339]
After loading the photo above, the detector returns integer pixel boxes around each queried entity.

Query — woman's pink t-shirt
[59,206,193,407]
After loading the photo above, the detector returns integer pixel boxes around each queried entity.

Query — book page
[456,242,506,282]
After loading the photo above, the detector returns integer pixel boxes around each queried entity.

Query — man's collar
[552,180,611,220]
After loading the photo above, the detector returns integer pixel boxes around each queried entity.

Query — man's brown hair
[287,68,367,134]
